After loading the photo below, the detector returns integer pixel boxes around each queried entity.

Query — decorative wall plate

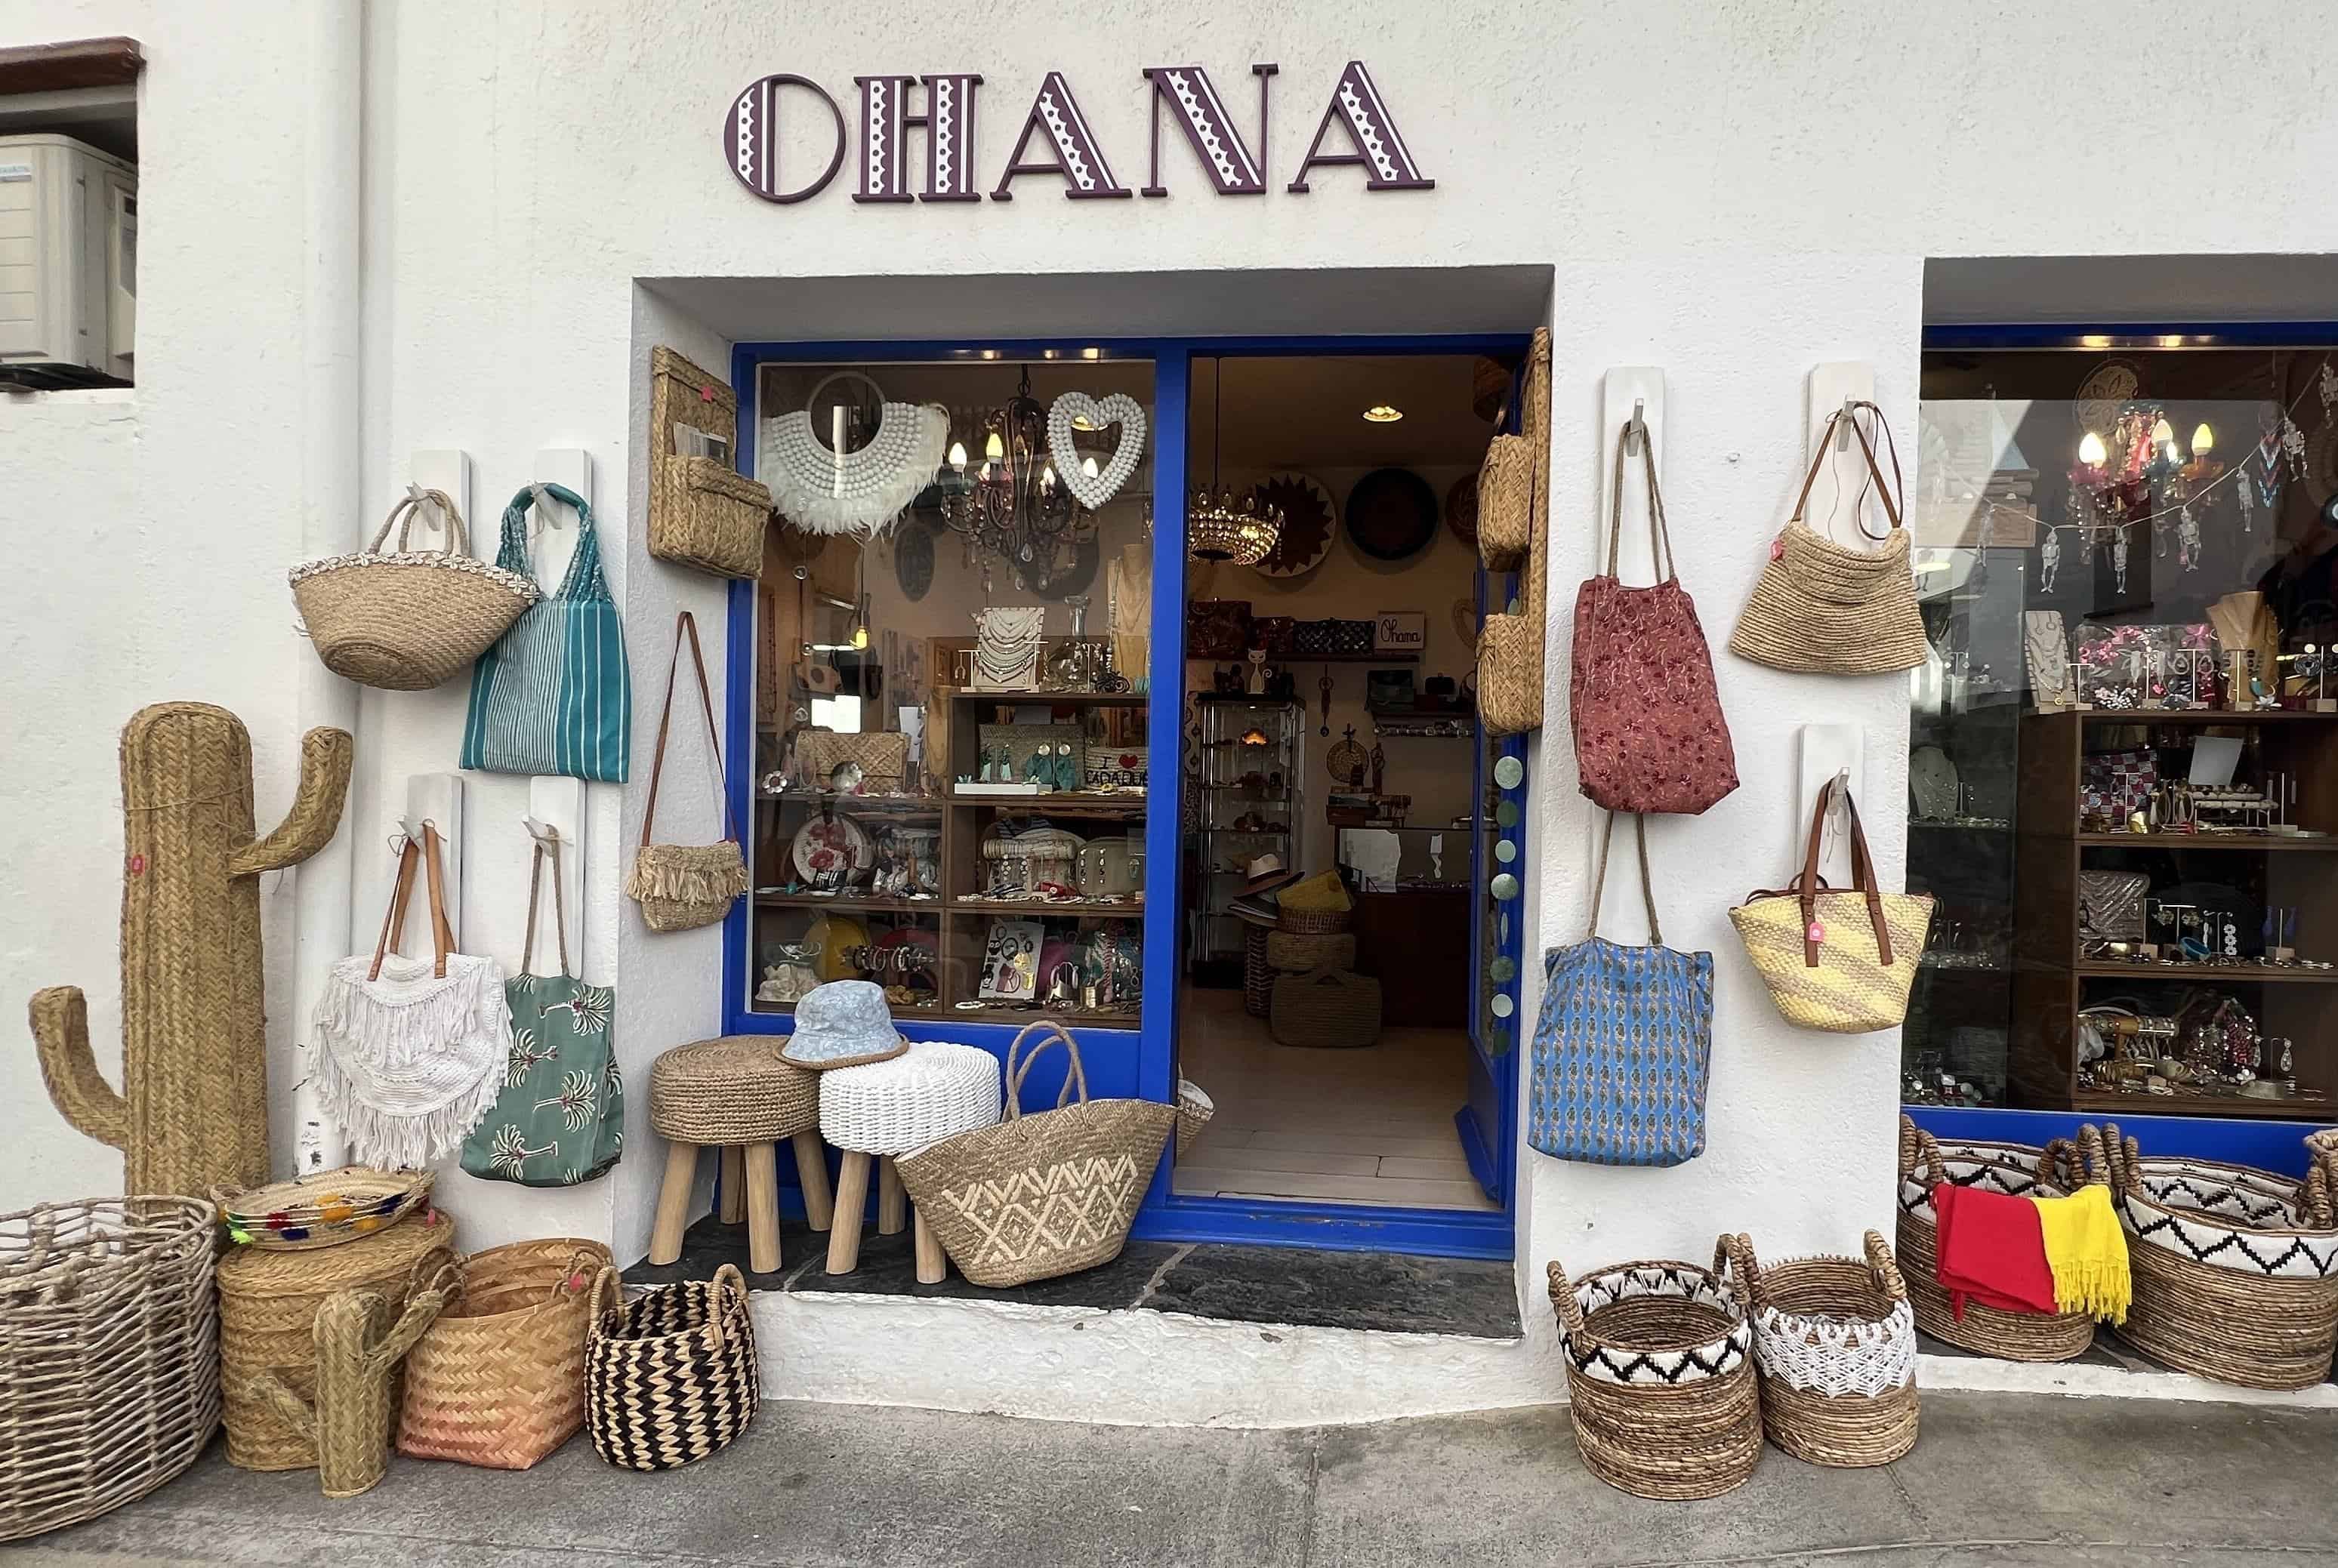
[793,812,873,883]
[1252,472,1337,578]
[1345,468,1439,561]
[1047,393,1147,510]
[894,519,935,601]
[1445,472,1480,549]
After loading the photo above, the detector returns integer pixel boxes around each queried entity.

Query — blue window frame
[726,332,1530,1258]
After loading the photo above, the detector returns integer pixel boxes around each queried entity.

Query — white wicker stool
[819,1041,1001,1282]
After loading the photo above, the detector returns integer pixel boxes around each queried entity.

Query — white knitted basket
[819,1040,1002,1157]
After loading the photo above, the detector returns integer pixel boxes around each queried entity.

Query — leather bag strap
[1793,782,1894,968]
[639,610,736,849]
[1586,811,1662,945]
[370,823,455,981]
[1787,402,1905,538]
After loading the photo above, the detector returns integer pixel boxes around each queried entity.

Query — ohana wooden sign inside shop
[722,61,1433,205]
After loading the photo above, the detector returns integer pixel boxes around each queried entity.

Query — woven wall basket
[894,1021,1176,1288]
[1547,1255,1761,1501]
[290,489,539,690]
[1724,1231,1917,1468]
[1893,1117,2095,1362]
[585,1264,759,1471]
[0,1197,221,1543]
[649,346,770,581]
[400,1238,612,1470]
[1269,968,1383,1049]
[2098,1125,2338,1390]
[216,1210,457,1471]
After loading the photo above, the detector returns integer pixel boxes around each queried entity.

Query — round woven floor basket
[0,1197,221,1543]
[400,1237,613,1470]
[217,1209,458,1471]
[1276,906,1353,935]
[1895,1117,2095,1362]
[1548,1256,1761,1500]
[1726,1231,1918,1468]
[2099,1126,2338,1390]
[1265,930,1357,973]
[289,491,537,691]
[586,1264,758,1471]
[1242,926,1274,1017]
[1269,968,1382,1049]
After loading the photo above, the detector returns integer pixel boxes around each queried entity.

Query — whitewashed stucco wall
[5,0,2338,1417]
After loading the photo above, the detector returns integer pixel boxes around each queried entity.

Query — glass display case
[1186,696,1303,982]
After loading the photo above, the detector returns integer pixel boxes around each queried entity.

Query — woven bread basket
[586,1264,758,1471]
[2097,1123,2338,1390]
[1548,1252,1761,1500]
[399,1238,612,1470]
[0,1196,221,1542]
[214,1166,433,1252]
[291,490,539,691]
[1723,1231,1917,1468]
[894,1021,1175,1287]
[1269,968,1383,1049]
[649,346,770,581]
[1893,1116,2095,1362]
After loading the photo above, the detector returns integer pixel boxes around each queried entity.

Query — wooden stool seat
[817,1042,1001,1283]
[647,1036,833,1275]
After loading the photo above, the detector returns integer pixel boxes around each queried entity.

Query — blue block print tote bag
[1529,812,1714,1166]
[462,482,631,782]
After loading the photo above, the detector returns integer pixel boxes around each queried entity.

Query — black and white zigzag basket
[585,1265,759,1471]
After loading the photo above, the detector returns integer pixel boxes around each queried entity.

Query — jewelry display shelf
[2075,832,2338,850]
[2074,962,2338,984]
[945,1003,1140,1030]
[753,893,943,915]
[951,690,1149,709]
[945,792,1145,817]
[758,792,943,815]
[2079,708,2338,725]
[1370,716,1473,739]
[2071,1090,2333,1121]
[948,896,1143,917]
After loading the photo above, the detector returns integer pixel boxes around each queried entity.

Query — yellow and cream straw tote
[1729,784,1932,1033]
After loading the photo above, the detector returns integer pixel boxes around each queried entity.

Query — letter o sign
[724,74,847,205]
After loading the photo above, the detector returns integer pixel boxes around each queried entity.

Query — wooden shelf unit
[2009,710,2338,1112]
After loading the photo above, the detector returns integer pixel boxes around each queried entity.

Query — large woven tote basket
[895,1021,1177,1288]
[1731,784,1932,1032]
[1893,1117,2095,1362]
[290,488,539,690]
[649,346,770,580]
[0,1197,221,1543]
[399,1238,613,1470]
[585,1264,758,1471]
[1723,1231,1918,1468]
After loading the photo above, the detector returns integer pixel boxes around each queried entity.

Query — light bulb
[2151,417,2176,448]
[1081,456,1100,479]
[850,623,869,651]
[2078,431,2108,467]
[1041,464,1056,488]
[948,441,968,470]
[2192,423,2215,456]
[983,432,1004,461]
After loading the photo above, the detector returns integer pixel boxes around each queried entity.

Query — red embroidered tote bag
[1569,421,1739,815]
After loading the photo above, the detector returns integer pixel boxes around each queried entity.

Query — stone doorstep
[625,1214,1525,1341]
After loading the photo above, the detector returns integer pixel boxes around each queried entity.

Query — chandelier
[1189,358,1282,566]
[936,368,1091,593]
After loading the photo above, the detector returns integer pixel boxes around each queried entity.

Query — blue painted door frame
[726,333,1529,1259]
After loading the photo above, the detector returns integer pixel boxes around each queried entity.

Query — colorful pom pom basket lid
[212,1165,434,1251]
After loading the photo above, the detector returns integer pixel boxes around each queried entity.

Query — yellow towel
[2029,1185,2130,1323]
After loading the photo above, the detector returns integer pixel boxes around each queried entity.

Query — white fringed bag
[313,823,509,1168]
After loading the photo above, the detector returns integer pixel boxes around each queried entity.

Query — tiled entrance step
[627,1215,1522,1340]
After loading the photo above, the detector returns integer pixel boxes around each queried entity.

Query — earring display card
[978,918,1043,1001]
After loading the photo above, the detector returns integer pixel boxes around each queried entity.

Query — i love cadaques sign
[723,60,1433,206]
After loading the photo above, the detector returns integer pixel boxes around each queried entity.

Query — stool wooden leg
[878,1157,906,1236]
[912,1205,946,1285]
[719,1147,745,1224]
[826,1151,871,1275]
[792,1131,834,1232]
[743,1141,782,1274]
[649,1139,700,1266]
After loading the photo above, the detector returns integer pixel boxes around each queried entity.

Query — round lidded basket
[0,1196,221,1543]
[2099,1123,2338,1391]
[1724,1231,1917,1468]
[289,489,538,691]
[400,1237,613,1471]
[1547,1254,1761,1500]
[1894,1115,2096,1363]
[214,1166,433,1251]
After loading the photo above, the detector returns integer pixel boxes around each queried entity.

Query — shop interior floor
[1171,984,1497,1211]
[628,1216,1522,1339]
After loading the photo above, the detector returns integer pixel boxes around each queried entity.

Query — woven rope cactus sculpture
[247,1274,450,1498]
[29,703,352,1194]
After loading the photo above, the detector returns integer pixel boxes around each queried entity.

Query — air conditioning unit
[0,133,136,389]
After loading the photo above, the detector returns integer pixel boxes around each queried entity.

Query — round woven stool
[649,1036,831,1276]
[819,1041,1001,1283]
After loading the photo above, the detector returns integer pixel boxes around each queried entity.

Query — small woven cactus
[246,1270,451,1498]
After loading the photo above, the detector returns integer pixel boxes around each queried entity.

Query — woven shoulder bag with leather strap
[625,610,748,932]
[1729,783,1934,1032]
[1477,330,1553,737]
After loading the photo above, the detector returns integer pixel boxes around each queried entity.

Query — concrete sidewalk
[8,1391,2335,1567]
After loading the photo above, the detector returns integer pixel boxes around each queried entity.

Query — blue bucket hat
[779,980,909,1070]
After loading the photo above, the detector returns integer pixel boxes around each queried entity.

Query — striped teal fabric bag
[462,483,631,781]
[1528,812,1713,1167]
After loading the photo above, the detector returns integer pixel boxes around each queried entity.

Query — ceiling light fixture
[1189,359,1283,567]
[1362,405,1404,424]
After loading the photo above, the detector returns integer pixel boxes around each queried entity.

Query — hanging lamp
[1189,359,1283,565]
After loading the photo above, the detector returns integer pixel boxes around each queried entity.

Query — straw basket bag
[2099,1125,2338,1390]
[216,1210,458,1471]
[1547,1253,1761,1500]
[1730,784,1932,1032]
[1269,968,1383,1049]
[649,346,770,580]
[628,611,749,932]
[1893,1117,2095,1362]
[894,1021,1177,1288]
[1723,1231,1917,1468]
[1476,328,1548,571]
[585,1264,758,1471]
[290,489,539,690]
[399,1238,612,1469]
[0,1197,221,1543]
[1176,1077,1214,1157]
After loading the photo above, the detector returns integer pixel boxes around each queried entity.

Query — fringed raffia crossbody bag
[626,610,749,932]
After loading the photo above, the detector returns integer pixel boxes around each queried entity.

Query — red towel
[1932,1181,2058,1317]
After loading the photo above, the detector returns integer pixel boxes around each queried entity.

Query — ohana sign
[722,61,1432,206]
